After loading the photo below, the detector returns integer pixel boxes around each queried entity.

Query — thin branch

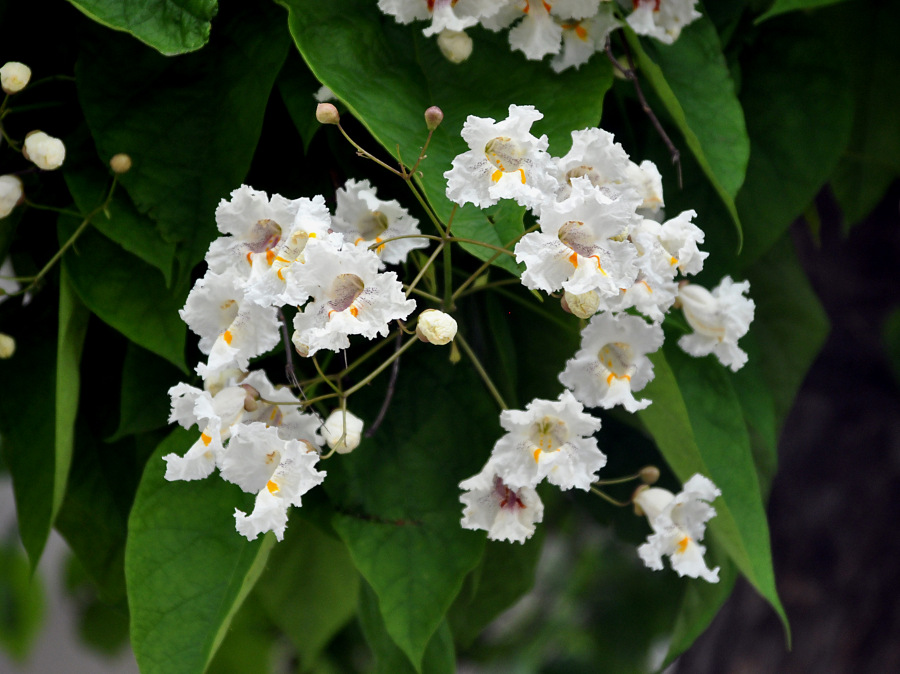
[365,332,404,437]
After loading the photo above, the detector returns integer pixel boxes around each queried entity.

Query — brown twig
[365,331,404,437]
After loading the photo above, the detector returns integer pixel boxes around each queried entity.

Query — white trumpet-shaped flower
[459,459,544,543]
[678,277,754,371]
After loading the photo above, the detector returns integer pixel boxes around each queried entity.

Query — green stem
[312,354,343,396]
[442,240,453,311]
[455,278,521,299]
[344,335,418,396]
[336,123,406,178]
[455,333,507,410]
[405,286,442,303]
[23,200,82,218]
[590,486,632,507]
[405,241,444,299]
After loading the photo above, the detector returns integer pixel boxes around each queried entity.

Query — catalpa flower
[238,370,324,444]
[559,312,663,412]
[291,240,415,357]
[459,459,544,543]
[490,390,605,491]
[551,7,620,73]
[515,176,640,298]
[445,104,559,213]
[378,0,507,37]
[627,0,702,45]
[163,383,248,481]
[678,276,754,371]
[633,474,721,582]
[228,424,326,541]
[555,128,663,211]
[180,270,280,374]
[492,0,603,60]
[332,178,428,266]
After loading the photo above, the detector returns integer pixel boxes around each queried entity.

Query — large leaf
[0,272,87,568]
[66,0,217,55]
[64,151,177,286]
[826,3,900,226]
[638,342,788,638]
[324,346,498,670]
[76,1,290,272]
[108,343,183,442]
[59,214,188,371]
[756,0,850,23]
[734,20,853,264]
[254,518,360,670]
[358,582,455,674]
[0,543,45,661]
[624,17,747,246]
[126,428,275,674]
[285,0,613,274]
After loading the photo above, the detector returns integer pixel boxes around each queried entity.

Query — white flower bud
[322,409,364,454]
[0,333,15,359]
[437,30,473,64]
[424,106,443,131]
[109,153,132,174]
[1,62,31,94]
[561,290,600,319]
[416,309,457,345]
[0,175,24,218]
[632,485,674,520]
[23,131,65,171]
[315,103,340,125]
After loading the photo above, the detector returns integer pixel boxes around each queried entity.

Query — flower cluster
[165,179,427,540]
[378,0,702,70]
[453,105,744,580]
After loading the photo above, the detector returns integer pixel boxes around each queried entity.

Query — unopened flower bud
[0,333,15,359]
[322,409,364,454]
[0,175,24,219]
[109,153,132,174]
[437,30,473,64]
[632,485,674,520]
[23,131,65,171]
[639,465,660,485]
[316,102,340,125]
[416,309,457,345]
[424,106,443,131]
[0,62,31,94]
[240,384,261,412]
[561,290,600,319]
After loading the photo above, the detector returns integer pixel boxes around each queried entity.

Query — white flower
[677,277,754,371]
[633,474,721,582]
[515,176,640,297]
[636,210,708,277]
[490,390,605,490]
[290,241,415,357]
[459,460,544,543]
[0,175,23,218]
[0,62,31,94]
[231,424,326,541]
[416,309,457,345]
[507,0,563,60]
[444,104,559,213]
[437,29,474,63]
[0,257,21,306]
[378,0,507,37]
[23,131,65,171]
[332,178,428,266]
[559,312,663,412]
[627,0,702,45]
[180,270,281,374]
[239,370,324,445]
[322,409,364,454]
[551,7,620,72]
[163,384,247,481]
[556,128,663,211]
[314,85,335,103]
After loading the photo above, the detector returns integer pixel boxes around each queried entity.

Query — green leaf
[0,303,57,566]
[734,20,853,264]
[76,2,290,272]
[744,233,828,430]
[324,347,497,670]
[64,149,177,286]
[0,543,45,661]
[624,17,747,246]
[638,343,788,639]
[448,534,543,648]
[55,268,90,519]
[756,0,850,24]
[108,343,183,442]
[255,518,360,670]
[826,3,900,227]
[278,52,329,154]
[0,272,88,568]
[358,582,455,674]
[286,0,613,274]
[65,0,217,55]
[59,214,188,371]
[127,428,275,674]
